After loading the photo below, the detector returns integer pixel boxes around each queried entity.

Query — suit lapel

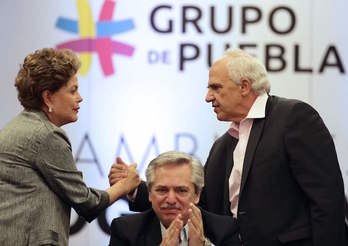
[239,118,265,194]
[223,136,238,215]
[143,213,162,246]
[239,96,274,195]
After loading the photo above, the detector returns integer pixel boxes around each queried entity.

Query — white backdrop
[1,0,347,245]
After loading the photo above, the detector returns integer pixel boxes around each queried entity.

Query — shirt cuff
[126,188,138,202]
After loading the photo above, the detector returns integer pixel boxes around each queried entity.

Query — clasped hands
[108,157,140,196]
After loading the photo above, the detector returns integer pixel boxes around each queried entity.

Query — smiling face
[148,164,200,228]
[44,75,83,127]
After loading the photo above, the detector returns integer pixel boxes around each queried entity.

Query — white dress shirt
[228,92,269,218]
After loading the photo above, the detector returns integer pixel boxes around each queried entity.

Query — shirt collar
[228,92,268,135]
[246,92,268,119]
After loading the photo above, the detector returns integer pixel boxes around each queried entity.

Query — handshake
[108,157,140,197]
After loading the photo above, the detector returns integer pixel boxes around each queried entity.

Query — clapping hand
[188,203,205,246]
[160,214,184,246]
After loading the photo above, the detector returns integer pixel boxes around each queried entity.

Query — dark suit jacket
[130,96,347,246]
[109,208,241,246]
[200,96,347,246]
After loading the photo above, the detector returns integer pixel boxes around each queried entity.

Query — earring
[48,107,52,113]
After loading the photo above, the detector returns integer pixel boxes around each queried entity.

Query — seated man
[109,151,241,246]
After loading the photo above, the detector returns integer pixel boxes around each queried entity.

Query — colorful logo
[55,0,135,76]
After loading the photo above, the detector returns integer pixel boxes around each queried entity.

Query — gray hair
[145,151,204,194]
[220,49,271,95]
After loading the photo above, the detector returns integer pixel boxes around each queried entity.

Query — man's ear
[239,78,252,96]
[148,190,153,203]
[194,191,201,205]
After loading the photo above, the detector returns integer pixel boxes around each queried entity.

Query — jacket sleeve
[129,181,152,212]
[34,130,109,222]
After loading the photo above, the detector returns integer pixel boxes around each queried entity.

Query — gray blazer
[0,110,109,246]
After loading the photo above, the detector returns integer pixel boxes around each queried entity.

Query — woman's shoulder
[18,110,70,146]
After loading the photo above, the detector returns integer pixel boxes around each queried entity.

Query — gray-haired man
[109,151,240,246]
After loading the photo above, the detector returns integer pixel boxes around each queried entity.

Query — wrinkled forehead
[208,59,230,82]
[152,164,193,185]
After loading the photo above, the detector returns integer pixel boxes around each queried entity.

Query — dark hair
[15,48,81,110]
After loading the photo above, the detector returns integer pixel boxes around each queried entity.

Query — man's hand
[188,203,205,246]
[160,215,184,246]
[116,163,141,195]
